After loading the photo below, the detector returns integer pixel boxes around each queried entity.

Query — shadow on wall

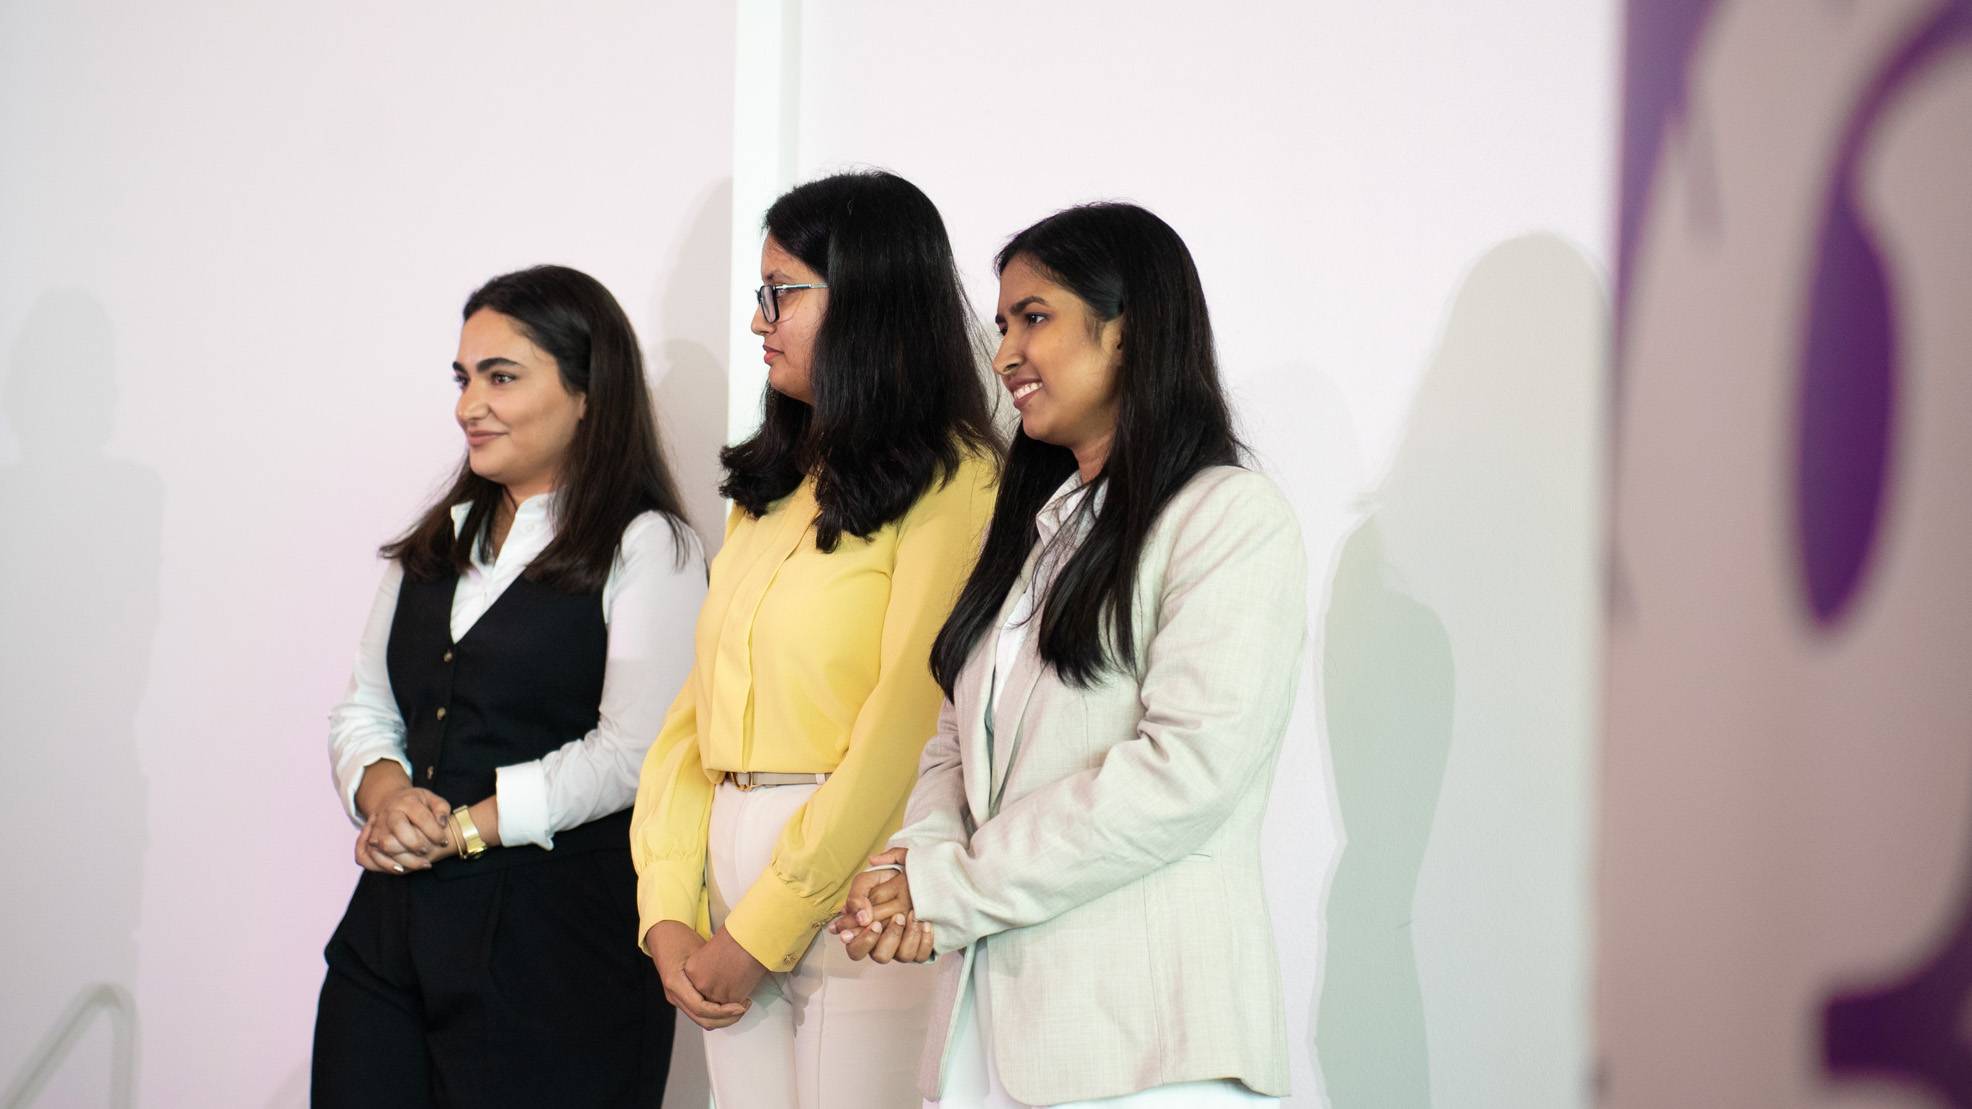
[2,986,136,1108]
[1317,517,1453,1109]
[0,290,161,1106]
[1316,234,1607,1108]
[1235,350,1359,1109]
[653,178,735,560]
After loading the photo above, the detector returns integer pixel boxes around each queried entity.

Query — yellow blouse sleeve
[629,501,751,951]
[629,668,718,951]
[720,457,995,970]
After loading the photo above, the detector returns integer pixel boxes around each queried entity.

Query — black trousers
[311,848,672,1108]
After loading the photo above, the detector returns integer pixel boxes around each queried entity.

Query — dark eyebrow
[449,357,523,374]
[994,295,1052,325]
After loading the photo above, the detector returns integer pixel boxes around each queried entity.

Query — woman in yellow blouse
[629,170,999,1107]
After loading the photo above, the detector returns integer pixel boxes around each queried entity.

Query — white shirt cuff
[494,761,555,850]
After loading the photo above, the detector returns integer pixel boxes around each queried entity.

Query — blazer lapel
[988,634,1045,812]
[959,641,994,826]
[986,545,1048,813]
[962,543,1044,824]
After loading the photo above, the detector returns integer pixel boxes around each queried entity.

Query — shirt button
[435,707,447,721]
[442,650,454,663]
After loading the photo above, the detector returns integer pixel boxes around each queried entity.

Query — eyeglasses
[754,282,827,324]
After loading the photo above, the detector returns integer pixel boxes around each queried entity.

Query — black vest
[385,569,630,875]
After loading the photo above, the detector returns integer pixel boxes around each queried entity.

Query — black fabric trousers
[311,848,672,1108]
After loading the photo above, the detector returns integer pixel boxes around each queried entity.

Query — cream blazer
[894,465,1307,1105]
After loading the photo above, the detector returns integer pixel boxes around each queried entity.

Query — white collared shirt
[326,493,707,848]
[988,472,1100,722]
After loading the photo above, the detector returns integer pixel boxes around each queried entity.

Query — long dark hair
[719,170,998,551]
[382,264,691,592]
[930,204,1242,692]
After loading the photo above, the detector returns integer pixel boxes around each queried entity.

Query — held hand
[834,849,934,963]
[649,921,750,1031]
[684,929,769,1007]
[354,815,401,873]
[842,911,935,964]
[857,850,914,927]
[364,788,456,873]
[831,847,911,934]
[352,761,424,873]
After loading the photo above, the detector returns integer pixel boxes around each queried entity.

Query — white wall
[0,3,733,1104]
[1,2,1614,1105]
[778,3,1615,1105]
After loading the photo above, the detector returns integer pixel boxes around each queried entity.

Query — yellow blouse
[630,453,997,970]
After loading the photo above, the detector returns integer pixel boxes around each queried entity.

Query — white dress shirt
[939,473,1273,1109]
[327,493,707,849]
[988,473,1098,730]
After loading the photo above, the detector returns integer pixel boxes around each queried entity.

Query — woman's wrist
[353,759,412,819]
[467,795,502,848]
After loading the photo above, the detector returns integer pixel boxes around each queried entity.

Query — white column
[726,0,803,444]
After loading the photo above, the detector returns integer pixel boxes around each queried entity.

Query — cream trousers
[704,779,938,1109]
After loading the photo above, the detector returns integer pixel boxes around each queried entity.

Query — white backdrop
[1,3,1613,1106]
[0,3,735,1105]
[776,3,1615,1105]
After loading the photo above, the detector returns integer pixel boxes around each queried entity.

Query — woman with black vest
[313,265,706,1107]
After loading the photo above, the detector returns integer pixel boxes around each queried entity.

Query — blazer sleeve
[889,695,971,853]
[629,505,750,951]
[905,470,1307,952]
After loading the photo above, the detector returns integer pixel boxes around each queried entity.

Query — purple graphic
[1826,897,1972,1104]
[1796,170,1896,626]
[1623,1,1972,1102]
[1817,7,1972,1102]
[1615,0,1716,325]
[1795,7,1970,626]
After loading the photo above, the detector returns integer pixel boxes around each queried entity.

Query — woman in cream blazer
[836,203,1307,1107]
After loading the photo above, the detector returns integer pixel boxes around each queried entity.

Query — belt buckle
[730,772,759,792]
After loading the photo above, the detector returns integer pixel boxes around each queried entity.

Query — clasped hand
[828,848,935,964]
[647,921,759,1031]
[647,846,932,1033]
[356,786,457,873]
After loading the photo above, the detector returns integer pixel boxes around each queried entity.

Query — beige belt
[723,770,830,792]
